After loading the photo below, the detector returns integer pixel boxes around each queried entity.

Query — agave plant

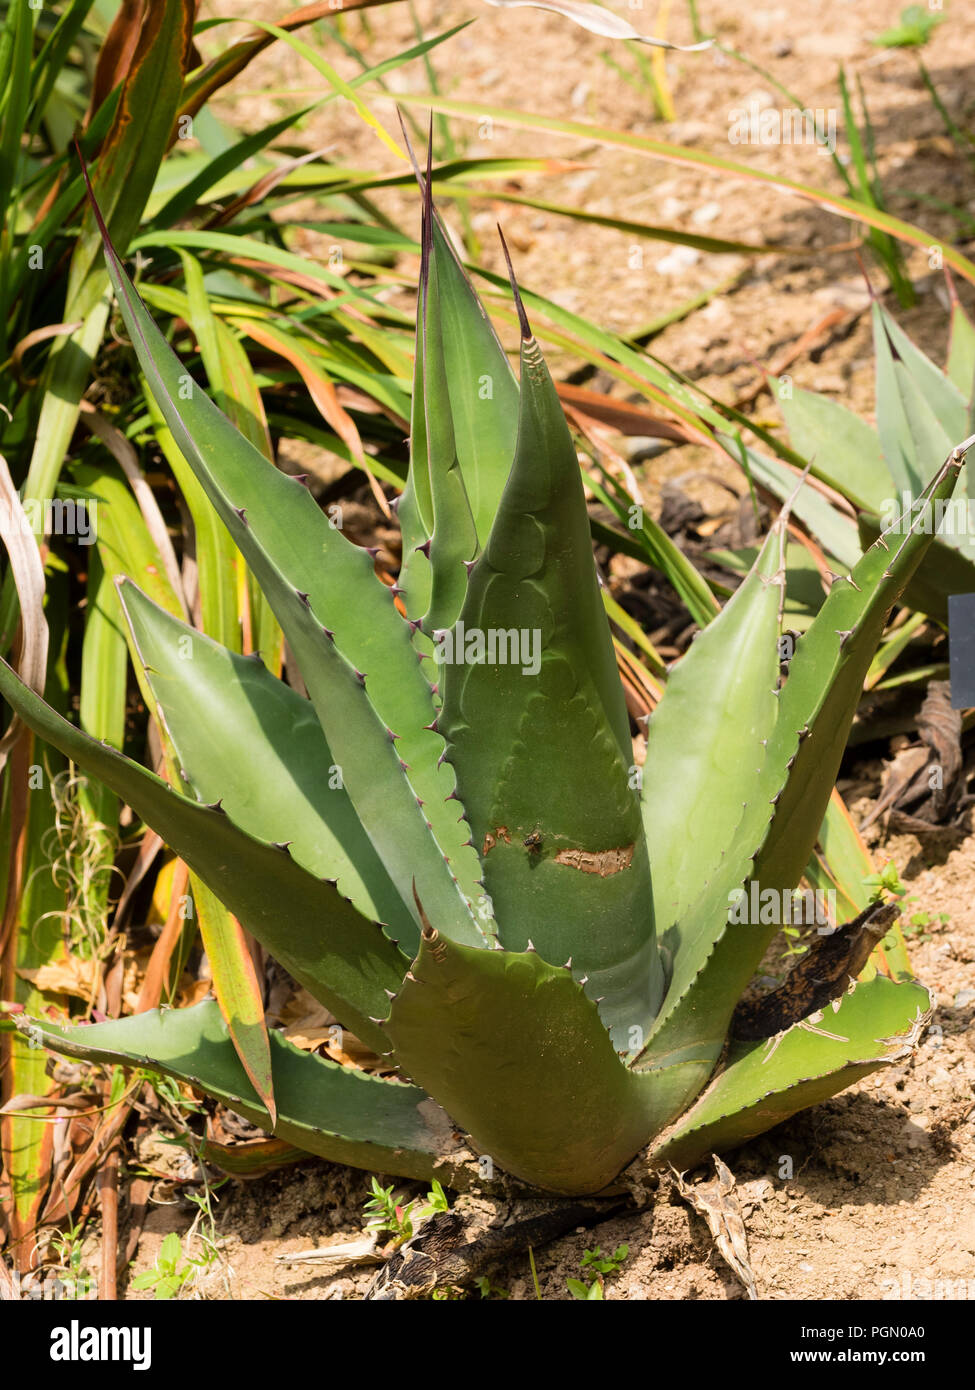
[0,164,966,1199]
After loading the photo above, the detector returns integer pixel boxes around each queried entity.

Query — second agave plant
[1,153,966,1197]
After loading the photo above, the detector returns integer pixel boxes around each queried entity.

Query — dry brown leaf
[17,957,98,1002]
[279,987,384,1068]
[673,1154,759,1300]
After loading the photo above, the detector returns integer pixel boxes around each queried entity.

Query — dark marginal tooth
[365,545,380,559]
[430,683,440,697]
[292,474,310,487]
[322,627,335,640]
[464,559,477,574]
[390,584,404,597]
[437,751,447,768]
[271,841,292,853]
[578,974,589,986]
[205,798,224,813]
[422,720,439,732]
[399,759,411,772]
[383,988,397,1001]
[386,728,400,742]
[233,506,248,523]
[562,957,573,970]
[296,590,310,606]
[389,494,402,514]
[417,540,432,558]
[407,619,421,634]
[415,797,425,807]
[354,670,367,685]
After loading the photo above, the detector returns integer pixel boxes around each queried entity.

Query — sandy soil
[87,0,975,1300]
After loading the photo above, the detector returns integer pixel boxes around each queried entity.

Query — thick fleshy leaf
[857,516,975,625]
[754,453,966,894]
[385,930,667,1194]
[79,159,487,947]
[0,659,404,1052]
[649,977,930,1170]
[642,514,784,934]
[439,284,661,1042]
[778,383,890,514]
[21,1002,476,1188]
[118,579,414,942]
[416,195,480,636]
[635,450,964,1107]
[399,213,520,624]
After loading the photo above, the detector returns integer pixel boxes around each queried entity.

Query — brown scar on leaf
[554,844,634,876]
[482,826,510,856]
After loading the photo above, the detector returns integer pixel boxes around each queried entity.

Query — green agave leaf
[707,541,825,628]
[879,307,970,444]
[642,515,784,935]
[649,977,930,1170]
[777,382,891,514]
[117,578,414,944]
[755,452,966,895]
[80,160,487,947]
[0,658,403,1052]
[635,450,964,1104]
[416,190,480,637]
[21,1002,476,1188]
[384,930,667,1194]
[439,274,662,1042]
[872,303,962,497]
[856,515,975,624]
[399,212,520,626]
[428,217,520,544]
